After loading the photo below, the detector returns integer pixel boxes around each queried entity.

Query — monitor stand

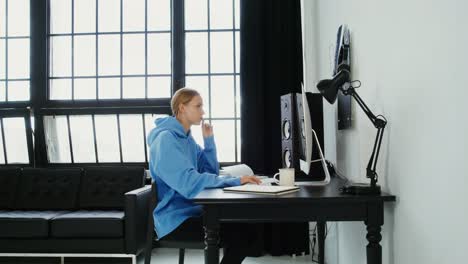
[295,129,331,186]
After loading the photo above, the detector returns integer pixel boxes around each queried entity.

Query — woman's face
[181,95,205,125]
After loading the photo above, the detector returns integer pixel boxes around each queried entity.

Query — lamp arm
[344,87,387,188]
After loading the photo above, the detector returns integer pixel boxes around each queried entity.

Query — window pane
[50,79,72,100]
[0,0,5,37]
[95,115,120,162]
[236,119,240,162]
[8,81,29,101]
[210,32,233,73]
[98,0,120,32]
[74,78,96,100]
[3,117,29,163]
[98,34,120,75]
[148,0,170,31]
[235,0,240,29]
[235,31,240,73]
[236,75,240,118]
[123,34,145,75]
[50,0,71,34]
[191,122,203,147]
[7,0,29,36]
[7,39,30,79]
[211,76,234,118]
[185,76,209,118]
[74,35,96,76]
[69,115,96,163]
[210,0,232,30]
[44,116,71,163]
[0,81,5,101]
[50,36,71,77]
[148,33,171,75]
[0,121,4,164]
[98,77,120,99]
[0,39,5,79]
[123,77,145,99]
[211,120,235,162]
[123,0,145,32]
[120,114,145,162]
[74,0,96,33]
[147,77,171,99]
[185,0,207,30]
[185,33,208,74]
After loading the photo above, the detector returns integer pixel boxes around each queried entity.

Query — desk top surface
[193,177,396,205]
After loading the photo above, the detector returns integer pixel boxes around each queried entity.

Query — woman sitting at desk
[147,88,261,264]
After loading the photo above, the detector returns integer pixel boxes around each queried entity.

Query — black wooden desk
[193,177,396,264]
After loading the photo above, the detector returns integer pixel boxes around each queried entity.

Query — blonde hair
[171,87,200,116]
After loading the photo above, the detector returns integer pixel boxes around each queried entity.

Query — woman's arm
[196,136,219,175]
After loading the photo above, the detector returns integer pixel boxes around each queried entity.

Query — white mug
[273,168,295,186]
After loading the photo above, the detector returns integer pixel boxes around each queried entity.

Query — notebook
[223,185,300,195]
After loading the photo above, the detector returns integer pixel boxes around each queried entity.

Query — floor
[0,248,317,264]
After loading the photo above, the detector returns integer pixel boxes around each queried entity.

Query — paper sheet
[221,164,254,177]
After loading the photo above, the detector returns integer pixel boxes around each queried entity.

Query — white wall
[302,0,468,263]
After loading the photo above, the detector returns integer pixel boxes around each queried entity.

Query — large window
[0,0,241,166]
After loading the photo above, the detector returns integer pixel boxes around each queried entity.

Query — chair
[144,181,205,264]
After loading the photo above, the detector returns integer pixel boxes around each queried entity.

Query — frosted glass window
[98,78,120,99]
[95,115,120,162]
[235,32,240,73]
[210,0,232,30]
[3,118,29,163]
[148,0,171,31]
[123,34,145,75]
[8,81,29,101]
[98,0,120,32]
[74,0,95,33]
[210,32,233,73]
[98,34,120,76]
[0,81,5,101]
[7,39,30,79]
[74,78,96,100]
[186,33,208,74]
[120,115,145,162]
[0,40,4,79]
[50,37,71,77]
[148,33,171,75]
[74,35,96,77]
[147,77,171,99]
[69,115,96,163]
[50,79,72,100]
[211,120,235,162]
[0,0,5,37]
[185,0,207,30]
[7,0,29,36]
[0,122,4,164]
[123,0,145,31]
[211,76,234,118]
[123,77,145,99]
[185,76,209,117]
[235,0,240,29]
[236,120,240,161]
[50,0,71,34]
[44,116,72,163]
[236,75,240,118]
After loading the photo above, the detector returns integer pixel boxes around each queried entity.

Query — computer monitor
[295,84,330,186]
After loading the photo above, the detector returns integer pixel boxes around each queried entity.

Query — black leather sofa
[0,166,152,264]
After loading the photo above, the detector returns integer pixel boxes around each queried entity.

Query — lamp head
[316,64,351,104]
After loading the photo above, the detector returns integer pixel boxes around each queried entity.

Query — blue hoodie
[147,116,241,238]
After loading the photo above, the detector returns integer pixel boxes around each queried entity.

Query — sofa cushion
[0,167,21,209]
[50,210,124,238]
[15,168,82,210]
[79,166,145,209]
[0,210,70,238]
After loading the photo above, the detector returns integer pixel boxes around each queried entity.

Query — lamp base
[340,183,381,195]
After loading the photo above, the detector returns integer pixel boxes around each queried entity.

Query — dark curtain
[240,0,309,257]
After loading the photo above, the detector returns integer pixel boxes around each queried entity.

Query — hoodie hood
[147,116,188,146]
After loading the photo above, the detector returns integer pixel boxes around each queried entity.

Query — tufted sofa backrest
[0,167,21,209]
[78,166,145,210]
[15,168,83,210]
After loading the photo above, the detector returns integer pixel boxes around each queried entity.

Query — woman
[147,87,261,264]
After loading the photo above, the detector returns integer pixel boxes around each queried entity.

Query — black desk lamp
[316,64,386,195]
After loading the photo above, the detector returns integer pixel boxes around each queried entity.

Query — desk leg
[203,207,220,264]
[365,202,383,264]
[317,221,325,264]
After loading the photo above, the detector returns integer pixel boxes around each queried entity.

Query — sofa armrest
[124,185,152,255]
